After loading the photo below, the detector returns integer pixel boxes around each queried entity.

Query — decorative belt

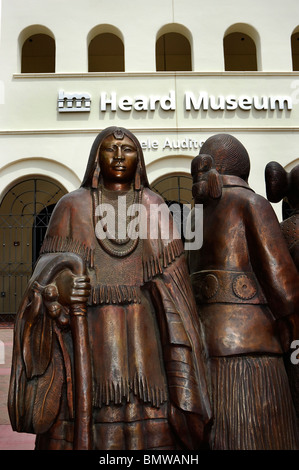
[191,270,267,305]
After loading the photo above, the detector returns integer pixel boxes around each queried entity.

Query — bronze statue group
[7,127,299,450]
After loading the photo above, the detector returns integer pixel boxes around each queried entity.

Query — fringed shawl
[39,186,185,290]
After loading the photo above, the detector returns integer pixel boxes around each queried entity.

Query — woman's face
[99,134,138,186]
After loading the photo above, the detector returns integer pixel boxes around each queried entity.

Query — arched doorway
[0,178,66,322]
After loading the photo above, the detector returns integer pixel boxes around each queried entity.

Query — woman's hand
[54,269,91,306]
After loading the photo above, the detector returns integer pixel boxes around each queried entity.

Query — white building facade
[0,0,299,318]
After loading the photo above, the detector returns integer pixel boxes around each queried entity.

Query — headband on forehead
[113,128,125,140]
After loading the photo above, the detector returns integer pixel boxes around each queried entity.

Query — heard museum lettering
[185,92,292,111]
[58,90,293,113]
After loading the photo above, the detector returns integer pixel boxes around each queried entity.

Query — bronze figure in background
[265,161,299,269]
[265,161,299,427]
[187,133,299,450]
[8,127,212,450]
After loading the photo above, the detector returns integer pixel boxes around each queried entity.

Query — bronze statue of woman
[8,126,212,450]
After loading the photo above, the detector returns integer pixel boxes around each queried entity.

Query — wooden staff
[38,253,93,449]
[69,302,93,450]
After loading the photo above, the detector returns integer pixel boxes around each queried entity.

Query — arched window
[291,31,299,71]
[151,173,192,205]
[151,173,192,242]
[0,178,66,322]
[88,33,124,72]
[224,32,258,71]
[21,33,55,73]
[156,32,192,71]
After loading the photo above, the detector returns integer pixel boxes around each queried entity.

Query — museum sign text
[58,90,293,113]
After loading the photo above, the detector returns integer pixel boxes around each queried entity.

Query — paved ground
[0,327,35,450]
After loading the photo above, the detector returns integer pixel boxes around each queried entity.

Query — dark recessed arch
[224,31,257,71]
[21,29,55,73]
[88,31,124,72]
[291,28,299,71]
[156,26,192,71]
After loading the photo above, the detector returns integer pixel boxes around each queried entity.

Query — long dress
[8,184,212,450]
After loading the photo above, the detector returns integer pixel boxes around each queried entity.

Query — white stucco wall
[0,0,299,220]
